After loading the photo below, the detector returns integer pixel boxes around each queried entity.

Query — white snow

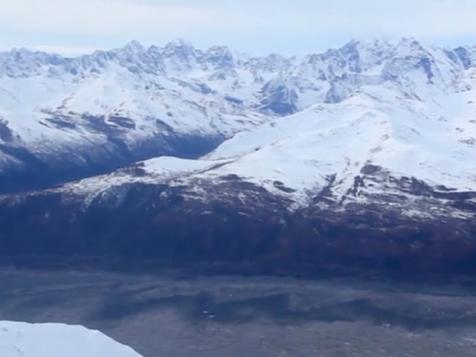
[195,82,476,203]
[67,80,476,207]
[2,38,476,207]
[0,321,142,357]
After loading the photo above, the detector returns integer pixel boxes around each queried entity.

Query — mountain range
[0,38,475,274]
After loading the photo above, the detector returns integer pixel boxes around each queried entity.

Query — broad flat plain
[0,266,475,357]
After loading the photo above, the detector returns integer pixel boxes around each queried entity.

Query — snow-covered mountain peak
[111,40,147,60]
[0,48,64,78]
[395,37,425,51]
[162,38,198,60]
[165,38,195,50]
[121,40,146,54]
[205,45,235,68]
[0,37,473,84]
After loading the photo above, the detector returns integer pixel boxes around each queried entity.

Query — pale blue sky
[1,0,476,55]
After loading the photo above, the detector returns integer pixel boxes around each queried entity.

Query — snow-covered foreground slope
[0,321,142,357]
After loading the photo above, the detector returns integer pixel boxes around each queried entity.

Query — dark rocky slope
[1,173,475,275]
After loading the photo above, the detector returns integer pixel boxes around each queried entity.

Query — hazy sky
[2,0,476,55]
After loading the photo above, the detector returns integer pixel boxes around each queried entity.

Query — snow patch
[0,321,142,357]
